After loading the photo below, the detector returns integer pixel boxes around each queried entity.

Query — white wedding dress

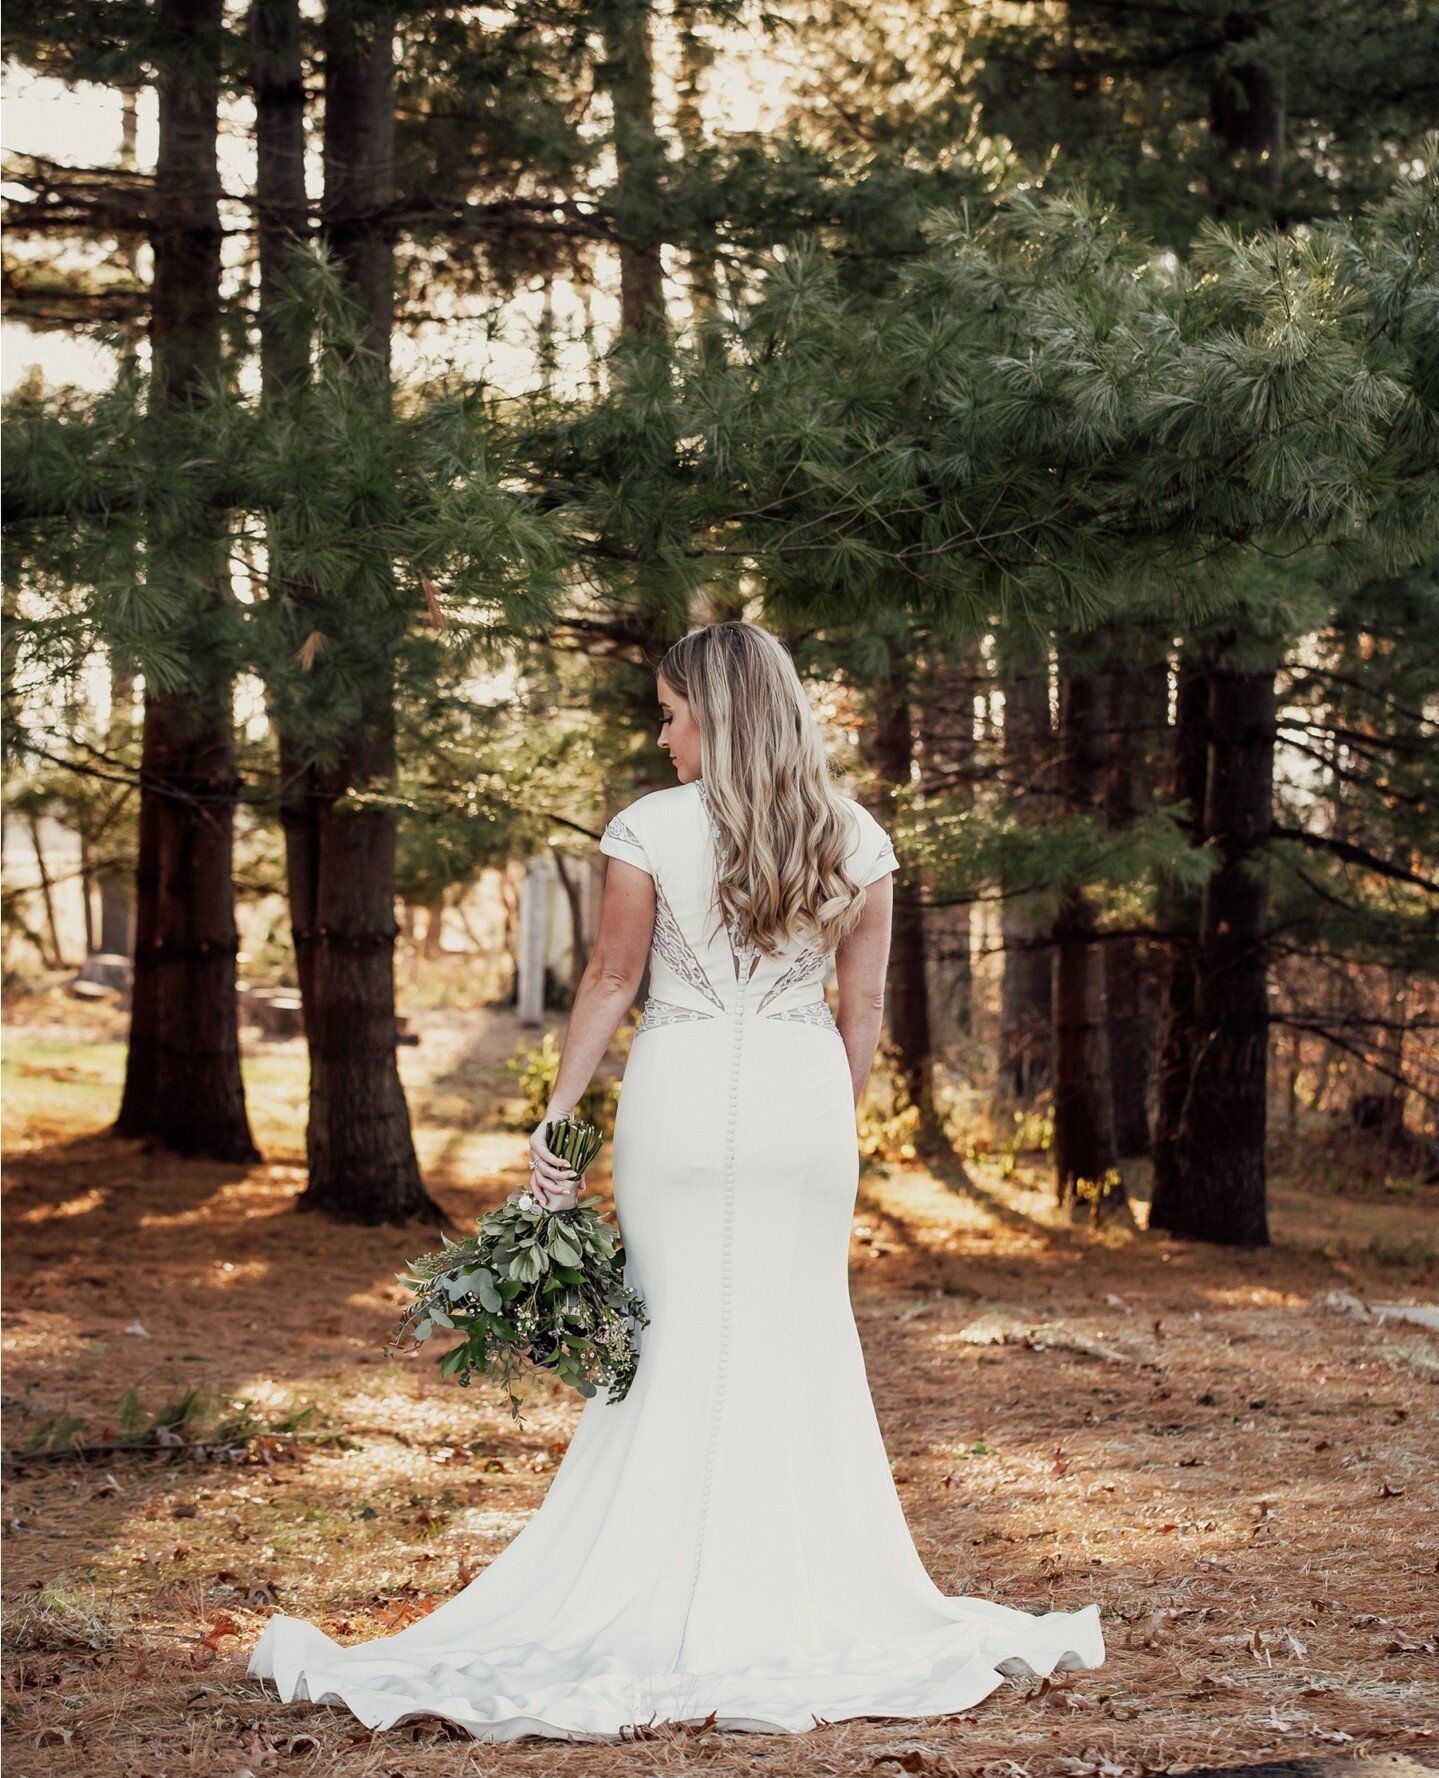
[248,778,1105,1740]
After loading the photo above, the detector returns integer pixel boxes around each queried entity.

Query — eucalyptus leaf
[389,1148,649,1426]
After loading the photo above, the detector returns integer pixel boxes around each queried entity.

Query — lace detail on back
[755,947,827,1014]
[653,879,727,1011]
[635,997,717,1034]
[764,999,838,1030]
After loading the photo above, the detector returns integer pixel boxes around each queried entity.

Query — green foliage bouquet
[391,1117,649,1420]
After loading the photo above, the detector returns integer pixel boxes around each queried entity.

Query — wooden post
[518,855,550,1026]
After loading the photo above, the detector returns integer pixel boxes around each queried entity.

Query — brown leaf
[242,1726,282,1769]
[296,630,326,671]
[199,1615,239,1653]
[421,575,448,631]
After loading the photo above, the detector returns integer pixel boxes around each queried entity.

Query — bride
[248,619,1105,1741]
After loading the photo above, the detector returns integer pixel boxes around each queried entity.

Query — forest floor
[2,992,1436,1778]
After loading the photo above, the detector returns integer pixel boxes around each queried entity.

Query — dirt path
[2,1009,1435,1778]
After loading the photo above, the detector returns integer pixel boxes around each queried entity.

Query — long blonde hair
[656,621,870,959]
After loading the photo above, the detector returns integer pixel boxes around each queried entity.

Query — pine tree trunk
[997,660,1053,1103]
[251,0,310,395]
[1052,646,1120,1207]
[250,0,319,1032]
[98,665,135,956]
[284,0,436,1223]
[1103,651,1168,1157]
[115,0,256,1164]
[1150,645,1210,1219]
[1152,639,1275,1245]
[675,11,720,340]
[914,646,975,1050]
[249,0,322,1033]
[598,0,666,337]
[118,689,257,1158]
[1208,13,1286,213]
[858,653,941,1151]
[301,711,433,1223]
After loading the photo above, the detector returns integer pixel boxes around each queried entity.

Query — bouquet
[390,1116,649,1421]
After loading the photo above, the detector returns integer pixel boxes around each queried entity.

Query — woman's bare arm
[527,855,656,1206]
[833,872,894,1108]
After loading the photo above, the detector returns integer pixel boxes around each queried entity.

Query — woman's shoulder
[598,781,698,873]
[611,781,697,831]
[833,790,874,838]
[834,793,898,883]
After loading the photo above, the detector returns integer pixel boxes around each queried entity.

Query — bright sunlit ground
[3,992,1436,1778]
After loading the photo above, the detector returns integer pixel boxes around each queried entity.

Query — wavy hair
[655,621,871,959]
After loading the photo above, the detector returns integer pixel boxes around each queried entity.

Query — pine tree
[996,652,1054,1105]
[1101,643,1168,1158]
[1051,635,1121,1210]
[113,0,256,1163]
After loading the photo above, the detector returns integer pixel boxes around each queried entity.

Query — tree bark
[97,667,135,957]
[115,0,257,1163]
[281,0,435,1222]
[597,0,666,338]
[1052,643,1120,1207]
[1151,638,1275,1245]
[1150,643,1210,1218]
[997,659,1054,1103]
[858,650,942,1152]
[250,0,315,1035]
[251,0,310,395]
[1103,649,1169,1157]
[1208,12,1286,216]
[914,645,976,1052]
[675,6,721,353]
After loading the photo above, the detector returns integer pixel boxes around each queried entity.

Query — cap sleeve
[599,801,654,879]
[847,799,899,887]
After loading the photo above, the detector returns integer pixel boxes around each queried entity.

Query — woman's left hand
[526,1114,581,1211]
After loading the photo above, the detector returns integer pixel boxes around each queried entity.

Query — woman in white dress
[248,620,1105,1741]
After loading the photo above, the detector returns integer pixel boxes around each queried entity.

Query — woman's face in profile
[656,674,703,782]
